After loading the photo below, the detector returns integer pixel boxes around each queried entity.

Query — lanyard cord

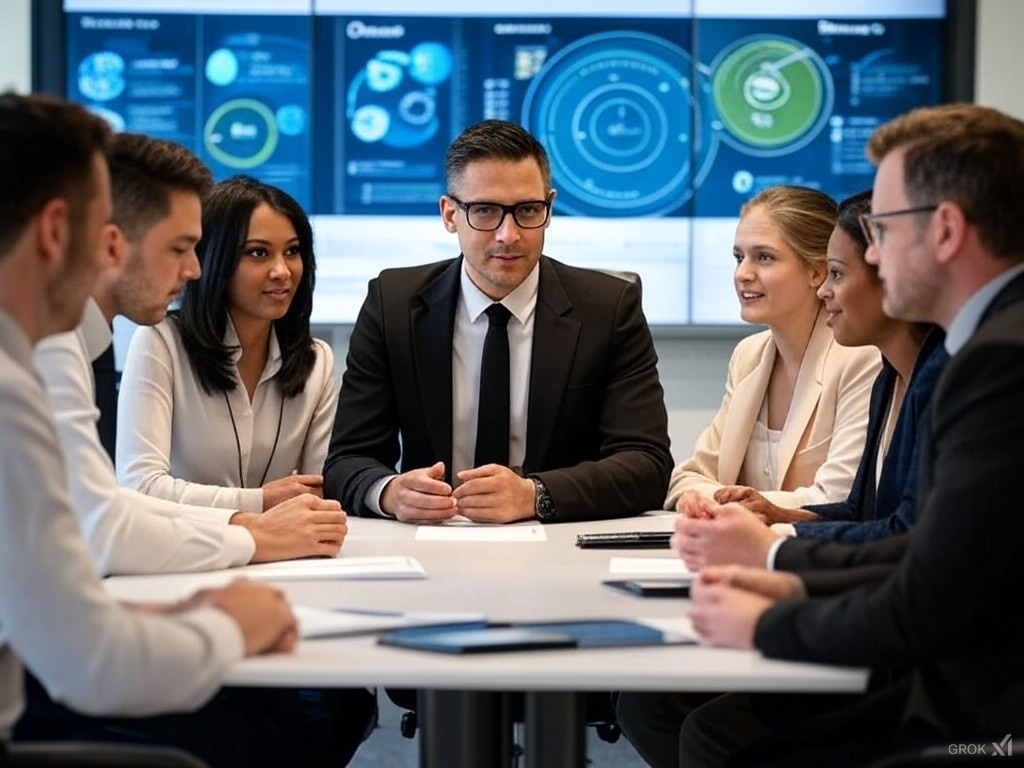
[224,391,285,488]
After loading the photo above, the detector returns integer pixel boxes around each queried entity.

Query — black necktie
[474,303,512,467]
[92,342,120,463]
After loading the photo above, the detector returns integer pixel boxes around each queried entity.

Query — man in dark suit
[323,119,672,524]
[672,103,1024,766]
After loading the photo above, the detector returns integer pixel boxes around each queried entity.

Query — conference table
[106,513,867,768]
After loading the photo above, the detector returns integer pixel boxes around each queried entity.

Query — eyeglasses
[858,205,937,246]
[447,195,551,232]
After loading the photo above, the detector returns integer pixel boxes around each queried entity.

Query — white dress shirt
[0,308,243,739]
[364,262,539,513]
[451,263,538,478]
[117,317,336,512]
[34,298,255,575]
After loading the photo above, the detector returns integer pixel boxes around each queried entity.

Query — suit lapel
[412,259,461,474]
[524,259,579,472]
[718,339,775,484]
[776,311,831,482]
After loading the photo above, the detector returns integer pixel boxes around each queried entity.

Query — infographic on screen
[62,2,948,325]
[67,11,313,208]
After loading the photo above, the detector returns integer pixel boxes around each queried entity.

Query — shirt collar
[0,306,35,373]
[945,262,1024,354]
[81,297,113,364]
[458,259,540,326]
[224,314,283,380]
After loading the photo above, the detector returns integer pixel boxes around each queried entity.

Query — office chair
[4,741,210,767]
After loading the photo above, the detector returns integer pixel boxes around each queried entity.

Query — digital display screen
[62,0,949,325]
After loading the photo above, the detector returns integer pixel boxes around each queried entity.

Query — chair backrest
[596,269,642,300]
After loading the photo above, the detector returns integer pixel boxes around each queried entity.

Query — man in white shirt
[0,91,300,764]
[35,132,347,576]
[19,130,374,766]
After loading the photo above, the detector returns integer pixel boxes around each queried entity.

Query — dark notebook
[378,619,692,654]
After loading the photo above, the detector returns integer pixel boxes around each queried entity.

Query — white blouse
[116,317,337,513]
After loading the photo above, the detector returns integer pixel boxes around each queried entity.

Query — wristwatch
[530,477,555,522]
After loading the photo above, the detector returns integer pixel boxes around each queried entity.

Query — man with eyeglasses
[654,103,1024,767]
[323,118,672,524]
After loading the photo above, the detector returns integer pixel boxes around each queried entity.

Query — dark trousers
[677,677,943,768]
[14,673,376,768]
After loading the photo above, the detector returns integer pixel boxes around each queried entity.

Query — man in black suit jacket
[673,104,1024,767]
[323,120,672,523]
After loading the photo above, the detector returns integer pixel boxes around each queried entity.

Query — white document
[293,606,486,639]
[105,556,426,604]
[415,521,547,542]
[240,555,425,581]
[608,557,694,575]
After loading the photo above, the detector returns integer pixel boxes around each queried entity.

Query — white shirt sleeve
[34,328,255,575]
[0,332,243,734]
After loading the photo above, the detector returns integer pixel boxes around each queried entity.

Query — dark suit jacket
[322,256,673,522]
[756,271,1024,738]
[796,329,948,543]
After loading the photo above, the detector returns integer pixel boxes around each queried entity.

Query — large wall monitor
[51,0,959,325]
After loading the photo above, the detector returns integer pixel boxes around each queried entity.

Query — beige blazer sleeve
[664,329,776,508]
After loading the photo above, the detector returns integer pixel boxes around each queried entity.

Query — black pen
[575,531,673,549]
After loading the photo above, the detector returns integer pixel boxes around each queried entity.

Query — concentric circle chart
[203,98,280,170]
[711,35,834,156]
[522,31,716,217]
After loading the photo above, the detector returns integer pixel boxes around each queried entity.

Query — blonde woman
[666,185,880,511]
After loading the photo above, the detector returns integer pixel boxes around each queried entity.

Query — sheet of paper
[608,557,694,575]
[415,522,547,542]
[294,606,486,639]
[105,556,426,604]
[240,555,425,581]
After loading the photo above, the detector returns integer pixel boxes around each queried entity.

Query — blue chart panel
[66,12,312,209]
[692,16,944,217]
[199,16,313,209]
[334,17,456,215]
[522,31,715,217]
[67,13,197,145]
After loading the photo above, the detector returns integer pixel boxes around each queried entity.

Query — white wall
[3,0,1022,461]
[0,0,30,92]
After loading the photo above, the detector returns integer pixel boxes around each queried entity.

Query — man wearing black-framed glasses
[323,118,672,526]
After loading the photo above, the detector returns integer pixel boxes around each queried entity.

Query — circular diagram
[522,31,717,217]
[346,43,452,149]
[203,98,279,170]
[78,51,126,102]
[711,35,833,156]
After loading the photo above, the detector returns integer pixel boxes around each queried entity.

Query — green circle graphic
[712,37,828,150]
[203,98,279,169]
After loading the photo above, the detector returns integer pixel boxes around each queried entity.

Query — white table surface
[107,513,868,695]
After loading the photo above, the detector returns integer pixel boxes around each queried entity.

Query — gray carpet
[348,692,649,767]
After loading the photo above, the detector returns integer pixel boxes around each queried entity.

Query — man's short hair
[445,120,552,194]
[108,133,214,242]
[0,92,111,257]
[868,103,1024,260]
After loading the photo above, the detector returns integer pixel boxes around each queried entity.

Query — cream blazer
[665,312,880,509]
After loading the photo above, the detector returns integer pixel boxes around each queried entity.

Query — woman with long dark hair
[117,176,336,514]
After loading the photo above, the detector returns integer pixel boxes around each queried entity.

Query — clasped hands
[381,461,535,524]
[673,490,806,649]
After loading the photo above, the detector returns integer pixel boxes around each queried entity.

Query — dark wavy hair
[174,176,316,397]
